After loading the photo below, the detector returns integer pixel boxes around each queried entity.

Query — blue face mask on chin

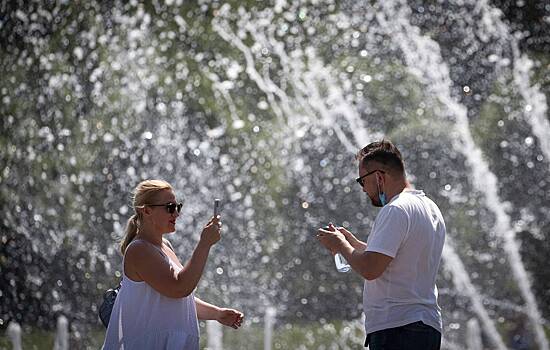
[379,192,387,206]
[376,177,387,206]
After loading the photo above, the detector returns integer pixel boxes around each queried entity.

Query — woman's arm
[195,297,244,329]
[195,297,221,320]
[125,217,221,298]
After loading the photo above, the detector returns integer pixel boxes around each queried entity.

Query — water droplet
[103,133,114,143]
[257,100,269,110]
[73,47,84,60]
[361,74,372,83]
[232,119,245,129]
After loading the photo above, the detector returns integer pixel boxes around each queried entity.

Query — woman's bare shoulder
[125,240,164,261]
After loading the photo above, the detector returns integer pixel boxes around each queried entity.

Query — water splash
[443,238,507,349]
[469,0,550,168]
[376,1,548,348]
[466,318,483,350]
[2,2,548,348]
[212,5,376,152]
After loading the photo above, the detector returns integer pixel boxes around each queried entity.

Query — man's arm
[317,228,392,280]
[337,226,368,251]
[339,242,393,280]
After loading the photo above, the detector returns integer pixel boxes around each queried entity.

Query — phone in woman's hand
[214,198,220,217]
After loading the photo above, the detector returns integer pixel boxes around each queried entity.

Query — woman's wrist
[214,307,224,321]
[197,237,213,250]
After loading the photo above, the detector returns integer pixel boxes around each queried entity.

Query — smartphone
[214,198,220,217]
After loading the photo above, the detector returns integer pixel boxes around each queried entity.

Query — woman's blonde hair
[120,179,173,255]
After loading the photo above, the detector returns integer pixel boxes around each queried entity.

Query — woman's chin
[161,227,176,234]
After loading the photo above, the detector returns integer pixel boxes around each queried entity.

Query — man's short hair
[357,140,405,175]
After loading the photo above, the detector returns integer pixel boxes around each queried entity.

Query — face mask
[377,177,387,206]
[378,192,387,206]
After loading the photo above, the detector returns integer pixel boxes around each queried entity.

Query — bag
[98,284,120,328]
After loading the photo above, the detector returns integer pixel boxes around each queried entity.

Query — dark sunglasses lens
[176,203,182,213]
[356,178,363,186]
[166,203,176,213]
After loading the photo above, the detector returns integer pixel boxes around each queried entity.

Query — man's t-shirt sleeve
[366,206,409,258]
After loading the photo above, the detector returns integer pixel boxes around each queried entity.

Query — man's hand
[316,223,349,254]
[217,308,244,329]
[336,226,368,251]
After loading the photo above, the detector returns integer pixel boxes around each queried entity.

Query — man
[317,140,445,350]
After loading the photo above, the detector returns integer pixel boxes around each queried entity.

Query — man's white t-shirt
[363,189,445,335]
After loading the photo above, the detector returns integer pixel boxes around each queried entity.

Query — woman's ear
[137,206,151,217]
[143,206,152,216]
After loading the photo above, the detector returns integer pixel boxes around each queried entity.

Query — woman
[103,179,244,349]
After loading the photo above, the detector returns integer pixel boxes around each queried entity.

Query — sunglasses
[355,169,385,187]
[148,202,183,214]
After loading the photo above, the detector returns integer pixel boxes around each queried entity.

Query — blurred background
[1,0,549,348]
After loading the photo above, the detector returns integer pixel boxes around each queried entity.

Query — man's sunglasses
[355,170,385,187]
[148,202,183,214]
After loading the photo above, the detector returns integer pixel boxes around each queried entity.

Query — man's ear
[376,172,385,187]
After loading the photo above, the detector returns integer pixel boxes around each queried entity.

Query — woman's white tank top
[102,240,199,350]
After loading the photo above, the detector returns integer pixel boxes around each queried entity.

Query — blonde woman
[102,180,243,349]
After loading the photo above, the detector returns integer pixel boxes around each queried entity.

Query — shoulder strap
[163,238,175,253]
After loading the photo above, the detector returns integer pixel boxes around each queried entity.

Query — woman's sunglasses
[148,202,183,214]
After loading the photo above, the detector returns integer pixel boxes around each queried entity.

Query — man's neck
[385,181,408,203]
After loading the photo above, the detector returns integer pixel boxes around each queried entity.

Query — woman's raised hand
[200,216,222,247]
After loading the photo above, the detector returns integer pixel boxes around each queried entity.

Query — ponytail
[120,214,139,255]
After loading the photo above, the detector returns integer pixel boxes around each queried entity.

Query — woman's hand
[216,308,244,329]
[200,216,222,247]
